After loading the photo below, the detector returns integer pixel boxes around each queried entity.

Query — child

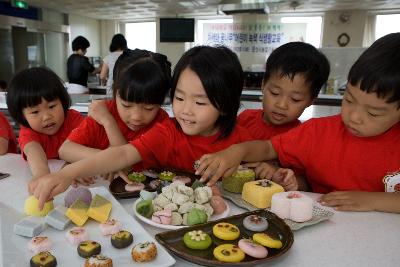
[6,67,84,178]
[29,46,252,208]
[59,49,171,184]
[239,42,330,140]
[239,42,329,180]
[196,33,400,213]
[0,112,17,154]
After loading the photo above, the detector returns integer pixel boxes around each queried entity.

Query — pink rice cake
[28,236,52,254]
[271,191,313,222]
[99,219,122,236]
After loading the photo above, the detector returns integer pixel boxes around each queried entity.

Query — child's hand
[88,100,113,126]
[29,173,71,210]
[271,168,298,191]
[319,191,375,211]
[244,162,278,180]
[196,145,243,186]
[71,176,96,187]
[100,172,116,183]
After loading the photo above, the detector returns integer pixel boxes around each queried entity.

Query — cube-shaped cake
[242,179,284,208]
[65,199,89,226]
[87,194,112,223]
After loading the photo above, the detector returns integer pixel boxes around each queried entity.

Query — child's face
[22,98,65,135]
[116,94,160,131]
[172,67,221,136]
[341,83,400,137]
[262,72,313,126]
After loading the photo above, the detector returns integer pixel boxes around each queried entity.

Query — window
[125,22,156,52]
[280,16,323,48]
[375,14,400,40]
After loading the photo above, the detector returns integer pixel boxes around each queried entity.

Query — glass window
[125,22,156,52]
[280,16,323,48]
[375,14,400,40]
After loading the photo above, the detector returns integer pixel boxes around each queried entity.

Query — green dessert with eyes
[158,171,176,181]
[222,167,255,193]
[111,230,133,249]
[77,240,101,258]
[183,230,212,250]
[30,251,57,267]
[128,172,147,183]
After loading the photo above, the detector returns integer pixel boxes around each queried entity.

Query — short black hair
[113,49,171,105]
[348,33,400,107]
[264,42,330,99]
[6,67,71,128]
[171,46,244,140]
[109,34,127,52]
[72,36,90,51]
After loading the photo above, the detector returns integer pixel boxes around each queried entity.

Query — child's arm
[29,143,141,209]
[0,137,8,155]
[319,191,400,213]
[244,162,278,180]
[271,168,298,191]
[197,140,278,186]
[88,100,127,146]
[58,140,101,162]
[23,142,50,178]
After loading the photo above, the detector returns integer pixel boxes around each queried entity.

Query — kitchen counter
[0,154,399,267]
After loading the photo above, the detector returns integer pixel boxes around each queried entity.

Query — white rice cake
[13,216,46,237]
[45,206,71,230]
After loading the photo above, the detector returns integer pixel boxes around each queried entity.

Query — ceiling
[25,0,400,21]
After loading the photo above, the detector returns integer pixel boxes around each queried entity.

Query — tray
[217,183,334,231]
[0,187,175,267]
[109,169,200,199]
[155,209,294,266]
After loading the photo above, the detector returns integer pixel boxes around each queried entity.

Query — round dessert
[271,191,313,222]
[125,182,145,192]
[213,222,240,240]
[131,242,157,262]
[30,251,57,267]
[213,244,245,263]
[142,169,159,179]
[158,171,175,182]
[99,219,122,236]
[84,254,113,267]
[253,233,283,249]
[222,166,255,193]
[186,208,207,226]
[24,196,54,216]
[210,185,222,196]
[136,199,154,218]
[28,236,52,254]
[238,238,268,259]
[183,230,212,250]
[172,176,191,185]
[148,179,162,190]
[210,196,227,215]
[77,241,101,258]
[111,230,133,249]
[64,187,92,208]
[127,172,147,183]
[66,227,89,245]
[151,209,172,225]
[242,215,269,232]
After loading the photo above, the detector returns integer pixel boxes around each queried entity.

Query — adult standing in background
[100,34,127,95]
[67,36,96,94]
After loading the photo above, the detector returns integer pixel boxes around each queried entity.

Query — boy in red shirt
[239,42,329,180]
[0,112,17,154]
[6,67,84,179]
[59,49,170,184]
[197,33,400,214]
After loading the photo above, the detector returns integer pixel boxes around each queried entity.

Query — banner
[203,22,307,54]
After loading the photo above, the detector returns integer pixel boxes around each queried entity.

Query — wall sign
[203,22,307,54]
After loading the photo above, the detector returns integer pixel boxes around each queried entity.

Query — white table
[0,154,398,267]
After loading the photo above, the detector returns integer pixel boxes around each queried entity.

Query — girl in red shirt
[6,67,84,179]
[29,46,253,206]
[0,112,17,154]
[59,49,171,185]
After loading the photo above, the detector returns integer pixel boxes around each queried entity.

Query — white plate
[133,199,230,230]
[0,187,175,267]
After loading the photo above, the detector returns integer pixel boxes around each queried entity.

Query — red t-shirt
[131,118,253,172]
[271,114,400,193]
[238,109,301,140]
[67,100,169,149]
[19,109,84,159]
[0,112,17,153]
